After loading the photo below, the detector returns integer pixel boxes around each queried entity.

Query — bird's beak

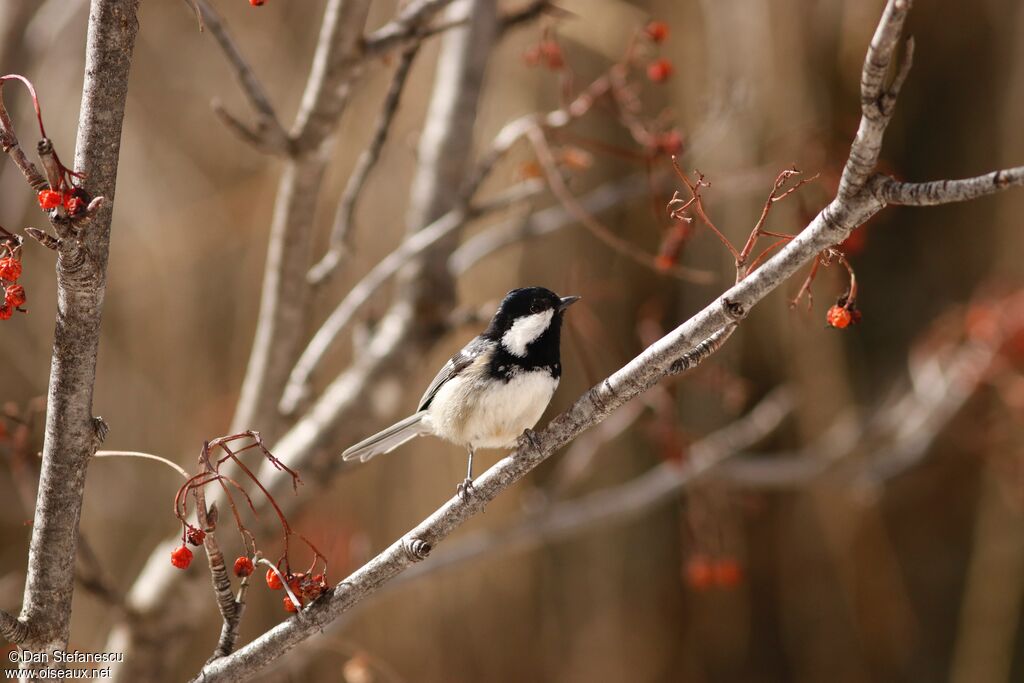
[558,295,581,312]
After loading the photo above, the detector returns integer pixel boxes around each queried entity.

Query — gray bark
[14,0,139,663]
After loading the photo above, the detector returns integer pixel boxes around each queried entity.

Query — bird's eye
[529,302,541,313]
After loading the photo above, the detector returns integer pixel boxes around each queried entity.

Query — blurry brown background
[2,0,1023,681]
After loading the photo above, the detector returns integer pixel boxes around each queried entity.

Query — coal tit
[342,287,579,498]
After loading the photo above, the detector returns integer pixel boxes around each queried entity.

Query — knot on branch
[0,610,29,645]
[722,298,747,321]
[404,538,432,561]
[56,243,99,291]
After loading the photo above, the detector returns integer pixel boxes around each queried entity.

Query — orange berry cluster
[684,554,743,591]
[37,188,88,217]
[0,255,25,321]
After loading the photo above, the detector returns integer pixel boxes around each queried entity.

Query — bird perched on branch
[342,287,580,499]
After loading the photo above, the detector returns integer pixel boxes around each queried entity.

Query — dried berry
[644,21,669,43]
[283,596,299,613]
[647,58,673,83]
[250,0,265,5]
[266,568,283,590]
[826,305,852,329]
[5,285,26,308]
[170,544,193,570]
[37,189,62,211]
[62,188,90,217]
[0,305,12,321]
[233,556,254,577]
[184,526,206,546]
[0,257,22,282]
[292,573,329,603]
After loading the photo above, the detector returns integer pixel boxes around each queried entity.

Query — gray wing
[417,336,489,411]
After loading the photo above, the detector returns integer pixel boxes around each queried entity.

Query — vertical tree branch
[231,0,373,441]
[15,0,139,662]
[394,0,499,328]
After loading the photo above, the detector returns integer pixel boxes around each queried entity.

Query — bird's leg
[456,446,476,501]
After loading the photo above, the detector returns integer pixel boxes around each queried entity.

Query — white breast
[425,367,558,450]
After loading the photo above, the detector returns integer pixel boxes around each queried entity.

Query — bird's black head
[483,287,580,376]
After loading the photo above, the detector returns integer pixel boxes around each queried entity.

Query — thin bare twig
[307,44,422,284]
[192,0,289,154]
[528,127,712,282]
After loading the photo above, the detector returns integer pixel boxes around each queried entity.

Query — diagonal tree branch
[307,44,422,284]
[11,0,139,663]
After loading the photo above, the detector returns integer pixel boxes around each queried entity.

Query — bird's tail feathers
[341,412,429,463]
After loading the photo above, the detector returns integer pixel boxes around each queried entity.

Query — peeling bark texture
[16,0,139,663]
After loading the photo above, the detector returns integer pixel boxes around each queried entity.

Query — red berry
[265,568,283,590]
[283,596,299,613]
[37,189,62,211]
[685,555,714,591]
[654,253,674,272]
[5,285,25,308]
[655,130,683,156]
[250,0,265,5]
[647,58,673,83]
[645,21,669,43]
[712,558,743,588]
[826,305,852,329]
[540,41,563,70]
[0,257,22,282]
[0,305,12,321]
[185,526,206,546]
[170,545,193,570]
[233,556,254,577]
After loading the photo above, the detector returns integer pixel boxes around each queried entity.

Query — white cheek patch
[501,310,554,357]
